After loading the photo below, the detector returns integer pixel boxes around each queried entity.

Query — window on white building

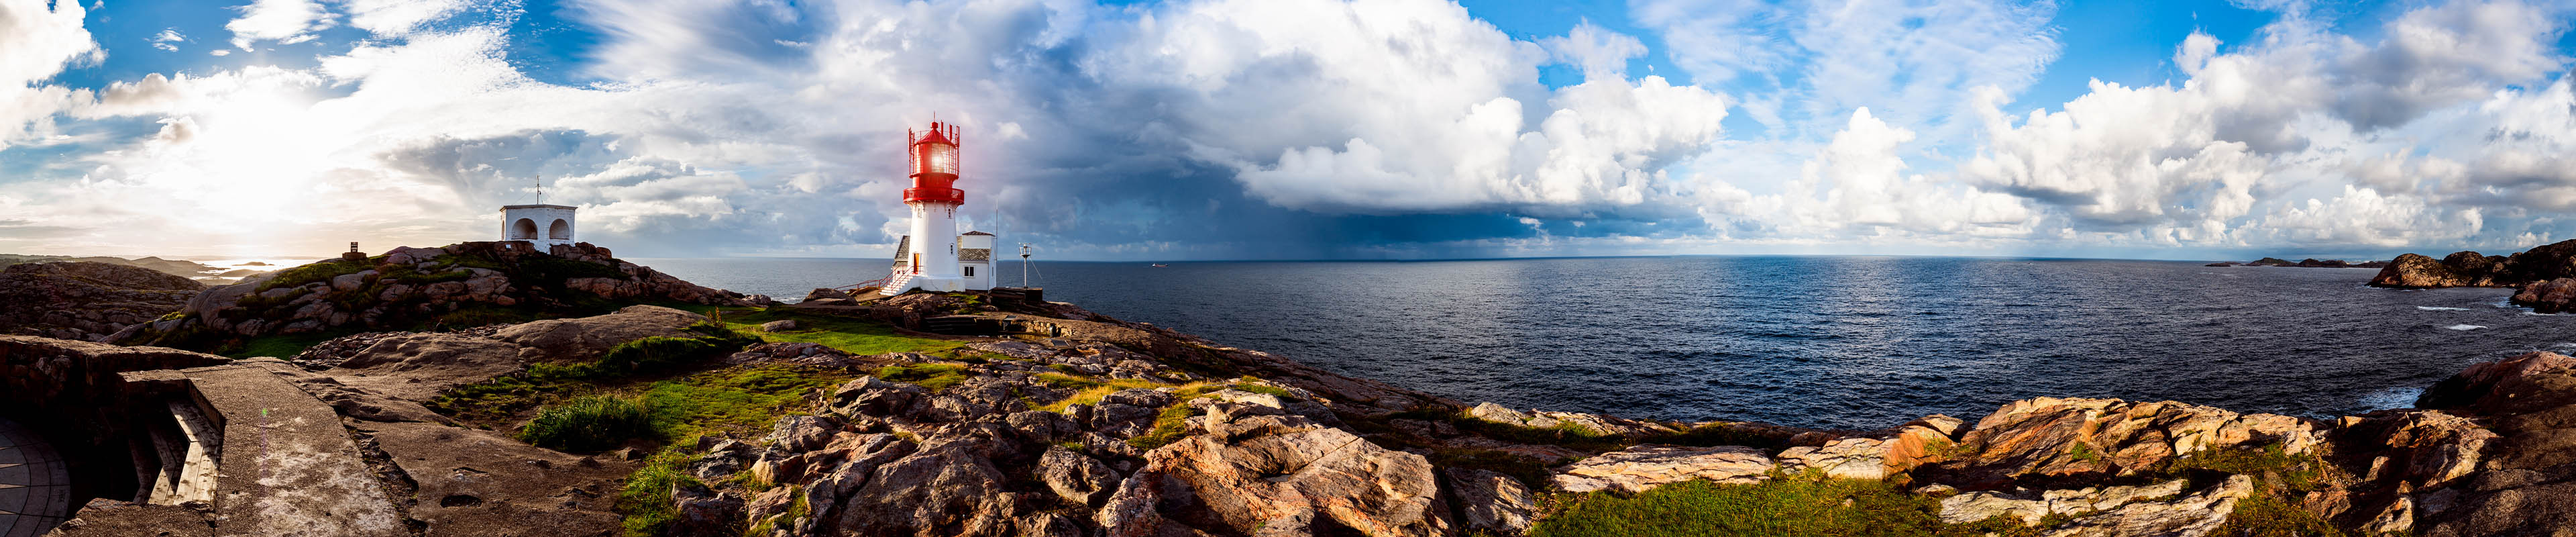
[963,266,974,277]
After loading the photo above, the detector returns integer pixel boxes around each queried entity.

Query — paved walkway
[0,416,71,537]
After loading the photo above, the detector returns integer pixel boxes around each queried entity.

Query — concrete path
[0,416,72,537]
[183,360,405,537]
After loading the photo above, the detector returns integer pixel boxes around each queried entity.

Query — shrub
[595,322,758,374]
[519,395,651,452]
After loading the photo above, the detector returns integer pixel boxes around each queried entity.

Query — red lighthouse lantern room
[906,122,965,205]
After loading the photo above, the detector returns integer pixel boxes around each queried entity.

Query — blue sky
[1,0,2573,261]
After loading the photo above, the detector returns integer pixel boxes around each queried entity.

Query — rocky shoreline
[2,244,2575,536]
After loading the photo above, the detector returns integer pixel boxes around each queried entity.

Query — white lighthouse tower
[881,121,994,295]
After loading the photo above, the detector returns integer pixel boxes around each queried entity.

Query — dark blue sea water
[632,256,2576,430]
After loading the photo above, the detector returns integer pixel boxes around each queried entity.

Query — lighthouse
[881,121,996,295]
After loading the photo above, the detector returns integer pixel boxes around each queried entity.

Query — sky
[0,0,2572,261]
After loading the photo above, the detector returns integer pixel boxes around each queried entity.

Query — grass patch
[616,445,701,537]
[258,259,370,291]
[520,395,651,452]
[641,365,852,442]
[1531,478,1954,537]
[2160,442,2345,536]
[223,332,339,358]
[429,322,760,429]
[712,308,963,356]
[1034,374,1171,413]
[2208,493,2345,537]
[2068,442,2101,464]
[1126,403,1200,450]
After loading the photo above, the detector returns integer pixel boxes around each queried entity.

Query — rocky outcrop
[115,242,748,350]
[0,261,201,341]
[2371,240,2576,292]
[1941,475,2253,537]
[1104,399,1452,537]
[1928,397,2321,487]
[2510,277,2576,313]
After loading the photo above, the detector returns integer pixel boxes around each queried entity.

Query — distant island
[2204,257,2389,268]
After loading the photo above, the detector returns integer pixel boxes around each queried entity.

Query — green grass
[2159,442,2345,536]
[2068,442,2101,464]
[519,395,651,452]
[2208,493,2345,537]
[712,308,963,356]
[1127,403,1201,450]
[641,365,852,442]
[429,322,761,429]
[617,445,702,537]
[1034,374,1170,412]
[258,259,371,291]
[1531,478,1956,537]
[872,363,969,391]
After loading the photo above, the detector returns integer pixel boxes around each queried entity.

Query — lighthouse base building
[884,231,995,295]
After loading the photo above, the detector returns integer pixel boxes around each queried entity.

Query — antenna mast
[1019,243,1033,287]
[534,175,543,205]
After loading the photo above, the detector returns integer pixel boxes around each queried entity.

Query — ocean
[631,256,2574,430]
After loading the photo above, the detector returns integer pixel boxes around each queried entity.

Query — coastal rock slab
[1943,397,2318,484]
[1778,436,1891,480]
[1102,402,1451,536]
[1552,444,1775,493]
[2037,475,2253,537]
[490,305,706,362]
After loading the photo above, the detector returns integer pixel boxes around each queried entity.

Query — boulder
[490,305,707,362]
[827,377,928,420]
[1444,468,1536,536]
[831,437,1021,536]
[2372,253,2473,288]
[1038,447,1121,507]
[1552,444,1776,494]
[1100,401,1451,536]
[760,320,799,332]
[2511,278,2576,313]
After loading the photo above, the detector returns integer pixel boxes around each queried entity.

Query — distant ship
[1150,264,1169,268]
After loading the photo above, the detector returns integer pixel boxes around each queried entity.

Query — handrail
[840,277,892,291]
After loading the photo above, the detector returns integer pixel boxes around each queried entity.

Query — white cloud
[2,0,2575,259]
[152,29,188,52]
[227,0,337,50]
[0,0,103,148]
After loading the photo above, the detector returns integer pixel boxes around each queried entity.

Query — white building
[889,230,995,293]
[880,121,996,295]
[500,204,577,248]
